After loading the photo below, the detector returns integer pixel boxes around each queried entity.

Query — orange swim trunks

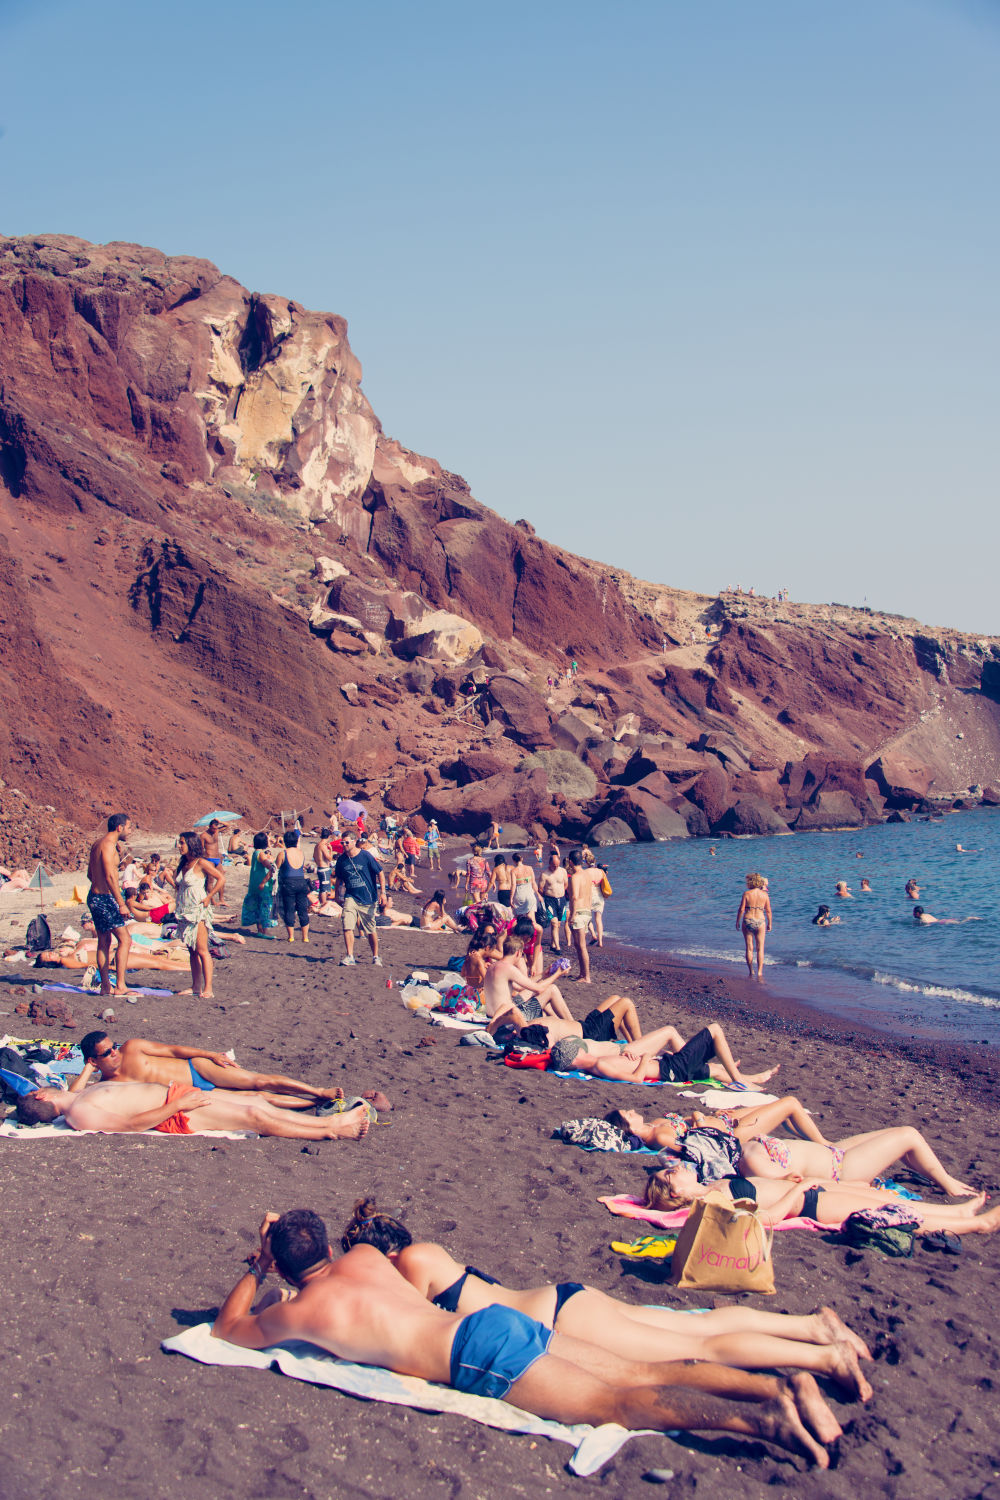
[153,1081,194,1134]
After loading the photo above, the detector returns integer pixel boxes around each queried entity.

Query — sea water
[598,807,1000,1047]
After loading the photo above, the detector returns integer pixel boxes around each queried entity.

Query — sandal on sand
[317,1096,378,1123]
[612,1235,677,1258]
[921,1231,962,1255]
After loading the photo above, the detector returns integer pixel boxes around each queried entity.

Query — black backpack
[25,914,52,952]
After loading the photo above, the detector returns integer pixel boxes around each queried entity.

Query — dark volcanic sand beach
[3,899,1000,1500]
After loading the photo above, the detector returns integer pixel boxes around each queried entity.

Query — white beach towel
[0,1118,255,1140]
[678,1088,779,1109]
[162,1322,661,1476]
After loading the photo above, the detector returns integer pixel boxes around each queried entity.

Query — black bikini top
[727,1175,758,1203]
[431,1265,499,1313]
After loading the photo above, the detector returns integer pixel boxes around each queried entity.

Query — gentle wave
[869,971,1000,1008]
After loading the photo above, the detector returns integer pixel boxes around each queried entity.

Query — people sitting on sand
[70,1029,382,1110]
[16,1083,374,1139]
[125,880,173,924]
[536,1020,779,1089]
[811,906,839,926]
[340,1198,872,1399]
[645,1162,1000,1239]
[208,1209,837,1468]
[420,891,461,933]
[481,934,575,1028]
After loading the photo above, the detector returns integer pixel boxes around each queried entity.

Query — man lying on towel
[15,1083,373,1140]
[503,1018,779,1089]
[69,1030,383,1112]
[207,1208,836,1469]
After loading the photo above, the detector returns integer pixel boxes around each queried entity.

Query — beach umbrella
[26,864,53,912]
[337,799,366,822]
[194,810,242,827]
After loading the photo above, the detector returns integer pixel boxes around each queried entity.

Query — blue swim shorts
[449,1306,552,1401]
[87,890,125,934]
[188,1061,216,1091]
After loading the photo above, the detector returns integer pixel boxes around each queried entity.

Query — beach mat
[0,1118,255,1141]
[37,981,175,998]
[162,1323,659,1476]
[599,1193,838,1234]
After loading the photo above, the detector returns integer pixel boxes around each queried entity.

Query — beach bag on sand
[670,1191,775,1294]
[26,914,52,953]
[842,1205,918,1258]
[555,1118,631,1151]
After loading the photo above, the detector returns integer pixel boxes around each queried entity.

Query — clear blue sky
[2,0,998,631]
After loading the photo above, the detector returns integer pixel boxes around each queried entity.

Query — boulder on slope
[713,798,791,836]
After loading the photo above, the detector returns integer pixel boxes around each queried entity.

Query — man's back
[240,1246,459,1381]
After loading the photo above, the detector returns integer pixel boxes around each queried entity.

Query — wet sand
[2,878,1000,1500]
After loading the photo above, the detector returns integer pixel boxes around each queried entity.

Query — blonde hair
[644,1171,690,1212]
[745,872,766,890]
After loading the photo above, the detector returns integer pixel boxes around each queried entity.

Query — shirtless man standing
[481,935,575,1029]
[543,1021,779,1089]
[566,849,600,984]
[87,813,133,999]
[208,1210,833,1468]
[17,1082,372,1140]
[69,1031,370,1110]
[313,829,335,902]
[539,854,570,952]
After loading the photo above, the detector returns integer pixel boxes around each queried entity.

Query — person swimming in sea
[834,881,853,899]
[812,906,840,927]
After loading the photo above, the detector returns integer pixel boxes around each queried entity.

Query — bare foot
[744,1066,780,1086]
[815,1307,872,1361]
[573,976,592,984]
[954,1191,986,1216]
[319,1087,345,1103]
[325,1104,370,1141]
[942,1177,978,1198]
[200,991,215,1000]
[788,1372,843,1444]
[756,1391,829,1469]
[823,1341,873,1402]
[112,988,141,998]
[968,1203,1000,1233]
[178,988,194,996]
[363,1089,392,1112]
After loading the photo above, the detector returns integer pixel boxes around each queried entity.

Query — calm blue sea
[597,808,1000,1047]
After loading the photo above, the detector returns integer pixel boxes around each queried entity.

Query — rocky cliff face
[2,232,999,862]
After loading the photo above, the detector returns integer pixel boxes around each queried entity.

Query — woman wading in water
[737,872,772,979]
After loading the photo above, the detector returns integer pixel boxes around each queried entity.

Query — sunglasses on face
[94,1045,118,1060]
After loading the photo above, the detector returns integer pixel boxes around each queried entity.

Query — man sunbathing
[16,1083,373,1140]
[538,1021,779,1088]
[208,1209,835,1468]
[69,1031,379,1111]
[494,993,644,1049]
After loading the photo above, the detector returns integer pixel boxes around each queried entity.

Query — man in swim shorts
[16,1082,374,1140]
[544,1021,779,1089]
[206,1208,835,1468]
[71,1031,355,1108]
[86,812,134,998]
[539,853,570,952]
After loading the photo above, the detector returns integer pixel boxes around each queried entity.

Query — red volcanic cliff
[1,233,1000,862]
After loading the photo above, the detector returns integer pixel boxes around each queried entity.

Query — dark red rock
[713,798,791,837]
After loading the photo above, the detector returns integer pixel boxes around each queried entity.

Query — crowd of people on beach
[4,806,998,1476]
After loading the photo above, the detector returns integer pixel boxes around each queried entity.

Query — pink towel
[599,1194,841,1234]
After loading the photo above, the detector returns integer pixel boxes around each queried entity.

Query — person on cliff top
[86,813,134,999]
[736,872,772,980]
[335,832,387,967]
[208,1210,837,1468]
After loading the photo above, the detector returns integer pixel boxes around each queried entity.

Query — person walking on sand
[566,849,597,983]
[425,819,441,871]
[335,832,387,966]
[275,830,311,944]
[736,872,771,979]
[86,813,134,999]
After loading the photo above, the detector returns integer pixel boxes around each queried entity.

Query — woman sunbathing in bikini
[610,1102,975,1196]
[645,1163,1000,1238]
[337,1199,873,1400]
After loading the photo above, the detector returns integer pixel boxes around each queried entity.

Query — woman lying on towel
[645,1163,1000,1237]
[611,1102,976,1197]
[338,1198,874,1399]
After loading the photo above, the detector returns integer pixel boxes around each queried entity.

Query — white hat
[430,818,438,825]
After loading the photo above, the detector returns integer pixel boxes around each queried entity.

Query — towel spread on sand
[162,1323,660,1476]
[678,1087,780,1109]
[599,1193,839,1234]
[38,981,175,998]
[0,1118,255,1141]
